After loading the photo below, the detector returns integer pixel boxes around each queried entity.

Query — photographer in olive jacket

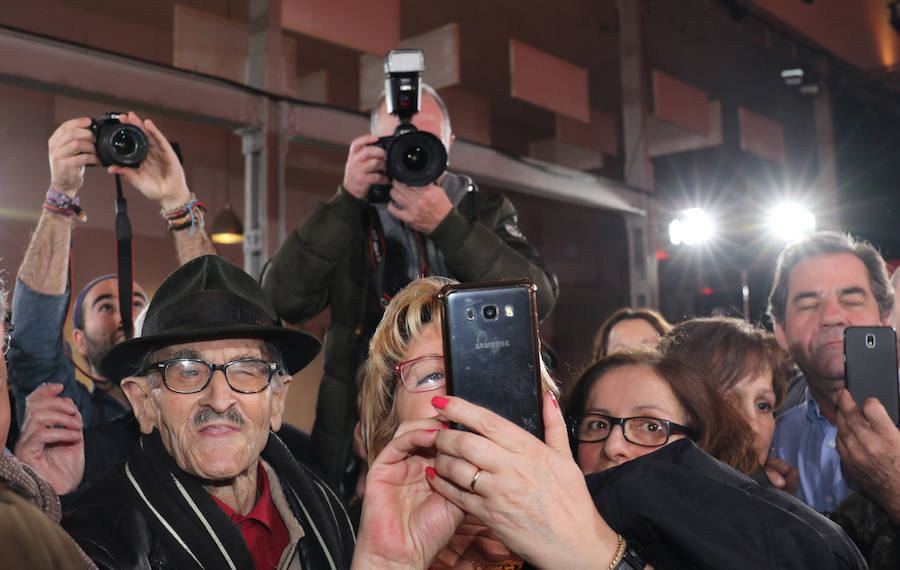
[261,84,558,491]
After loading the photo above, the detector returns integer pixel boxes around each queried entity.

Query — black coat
[62,431,354,570]
[587,439,867,570]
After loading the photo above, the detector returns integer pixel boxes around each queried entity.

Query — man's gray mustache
[192,407,245,429]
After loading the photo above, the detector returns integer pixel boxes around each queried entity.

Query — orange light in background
[868,0,900,67]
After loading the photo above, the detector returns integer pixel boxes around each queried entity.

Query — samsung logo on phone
[475,340,510,350]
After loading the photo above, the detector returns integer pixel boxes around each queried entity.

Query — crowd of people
[0,82,897,569]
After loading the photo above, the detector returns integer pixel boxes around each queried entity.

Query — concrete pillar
[617,0,653,191]
[241,0,288,277]
[238,126,266,277]
[624,197,659,309]
[812,57,839,230]
[246,0,287,95]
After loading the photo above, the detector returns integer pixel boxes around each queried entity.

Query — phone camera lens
[465,308,475,320]
[483,305,497,320]
[866,334,876,348]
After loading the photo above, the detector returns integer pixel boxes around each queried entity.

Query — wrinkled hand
[108,112,190,210]
[835,388,900,522]
[764,455,799,495]
[387,182,453,234]
[353,419,464,570]
[343,134,388,200]
[47,117,99,196]
[427,392,619,570]
[14,383,85,496]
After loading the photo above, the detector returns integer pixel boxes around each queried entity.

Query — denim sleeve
[7,279,94,427]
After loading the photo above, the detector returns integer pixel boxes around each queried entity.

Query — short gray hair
[767,231,894,325]
[370,83,452,146]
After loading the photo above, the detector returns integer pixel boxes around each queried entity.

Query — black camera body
[90,113,149,168]
[368,50,448,203]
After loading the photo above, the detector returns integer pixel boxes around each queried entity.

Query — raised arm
[110,112,216,264]
[19,118,97,294]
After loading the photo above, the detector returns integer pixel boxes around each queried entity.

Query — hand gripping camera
[90,113,149,168]
[368,49,448,203]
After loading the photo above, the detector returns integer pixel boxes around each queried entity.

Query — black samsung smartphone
[439,280,544,439]
[844,326,900,425]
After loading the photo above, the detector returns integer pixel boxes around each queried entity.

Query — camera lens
[94,117,149,168]
[483,305,497,320]
[386,130,447,187]
[112,129,137,156]
[402,146,428,172]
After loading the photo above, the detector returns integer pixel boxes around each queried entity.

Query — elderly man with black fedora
[60,254,522,570]
[61,255,356,569]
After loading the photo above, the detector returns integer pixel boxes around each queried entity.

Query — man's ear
[72,328,87,357]
[774,321,789,351]
[268,377,290,433]
[121,376,157,435]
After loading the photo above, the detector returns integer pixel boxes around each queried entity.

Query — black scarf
[124,430,354,570]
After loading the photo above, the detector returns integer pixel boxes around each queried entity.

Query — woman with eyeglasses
[355,277,649,569]
[567,349,759,475]
[564,348,865,569]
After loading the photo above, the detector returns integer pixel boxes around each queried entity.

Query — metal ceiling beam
[0,24,645,217]
[0,25,263,130]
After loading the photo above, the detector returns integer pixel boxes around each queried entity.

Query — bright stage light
[669,208,715,246]
[768,203,815,242]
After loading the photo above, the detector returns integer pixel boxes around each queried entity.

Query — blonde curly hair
[357,277,557,461]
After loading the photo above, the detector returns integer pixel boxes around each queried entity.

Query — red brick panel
[652,70,709,135]
[509,39,589,123]
[282,0,399,55]
[738,107,786,164]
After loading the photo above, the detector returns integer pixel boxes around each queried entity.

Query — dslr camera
[90,113,149,168]
[369,49,448,203]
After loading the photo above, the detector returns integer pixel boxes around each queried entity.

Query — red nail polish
[432,396,449,409]
[426,428,438,433]
[550,392,559,408]
[425,466,436,480]
[440,422,450,430]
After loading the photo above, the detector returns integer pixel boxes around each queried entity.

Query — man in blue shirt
[767,231,894,512]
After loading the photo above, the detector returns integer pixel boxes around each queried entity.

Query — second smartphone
[844,325,899,425]
[439,280,544,439]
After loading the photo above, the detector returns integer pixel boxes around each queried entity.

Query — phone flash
[504,305,514,317]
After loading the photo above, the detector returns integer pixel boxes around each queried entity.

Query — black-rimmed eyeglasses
[570,413,694,447]
[144,358,283,394]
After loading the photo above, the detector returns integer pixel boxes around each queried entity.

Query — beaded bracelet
[43,189,86,222]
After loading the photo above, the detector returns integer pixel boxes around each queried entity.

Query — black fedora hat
[100,255,320,382]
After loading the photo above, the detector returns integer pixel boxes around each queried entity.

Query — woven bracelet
[43,189,86,222]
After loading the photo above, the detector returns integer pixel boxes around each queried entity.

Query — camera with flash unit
[368,49,448,203]
[90,112,149,168]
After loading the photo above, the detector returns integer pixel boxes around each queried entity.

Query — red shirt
[212,462,290,570]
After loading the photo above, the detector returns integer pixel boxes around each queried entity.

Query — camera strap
[114,174,135,340]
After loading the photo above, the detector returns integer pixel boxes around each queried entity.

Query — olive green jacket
[261,177,558,487]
